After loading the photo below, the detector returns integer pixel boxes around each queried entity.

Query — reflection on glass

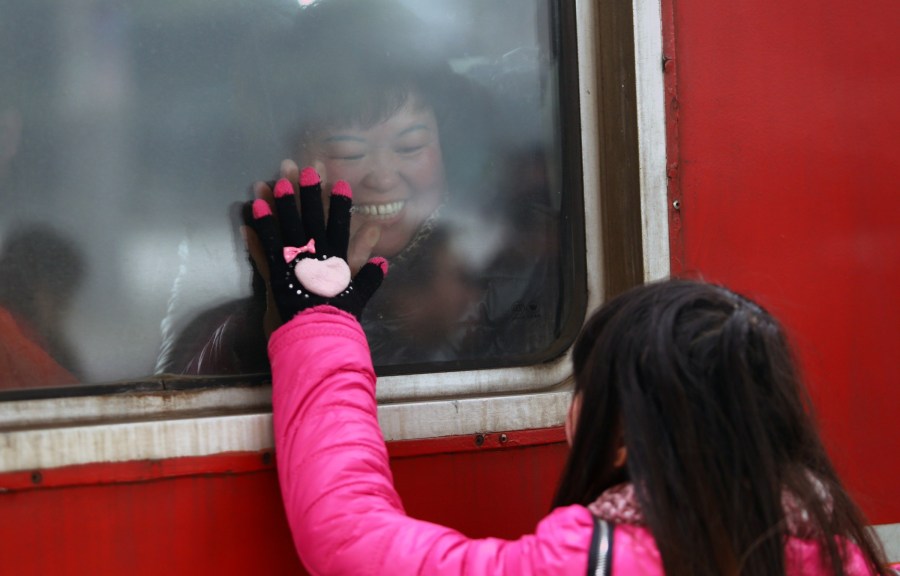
[0,0,571,391]
[0,226,85,389]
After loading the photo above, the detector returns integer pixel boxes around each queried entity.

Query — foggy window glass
[0,0,582,394]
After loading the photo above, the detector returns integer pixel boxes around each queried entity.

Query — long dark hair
[554,279,889,575]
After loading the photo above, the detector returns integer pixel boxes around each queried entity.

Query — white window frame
[0,0,668,473]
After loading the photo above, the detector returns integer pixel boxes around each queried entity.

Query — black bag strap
[587,517,613,576]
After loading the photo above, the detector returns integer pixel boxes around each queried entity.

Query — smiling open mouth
[351,200,406,219]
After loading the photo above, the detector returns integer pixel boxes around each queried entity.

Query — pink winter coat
[270,307,877,576]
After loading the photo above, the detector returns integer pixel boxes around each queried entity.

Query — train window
[0,0,588,401]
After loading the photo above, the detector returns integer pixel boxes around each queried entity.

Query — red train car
[0,0,897,573]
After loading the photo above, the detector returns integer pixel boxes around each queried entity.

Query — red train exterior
[1,0,897,573]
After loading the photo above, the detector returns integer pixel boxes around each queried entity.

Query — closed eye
[396,144,426,155]
[328,153,365,161]
[322,135,367,161]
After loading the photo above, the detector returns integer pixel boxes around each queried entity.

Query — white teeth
[353,201,405,219]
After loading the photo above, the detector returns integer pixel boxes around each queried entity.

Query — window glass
[0,0,583,394]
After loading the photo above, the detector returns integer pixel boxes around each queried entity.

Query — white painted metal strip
[0,386,272,431]
[875,523,900,563]
[575,0,606,314]
[632,0,670,282]
[377,391,570,442]
[0,413,275,474]
[0,391,570,473]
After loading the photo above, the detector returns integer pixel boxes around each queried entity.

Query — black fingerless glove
[250,167,387,320]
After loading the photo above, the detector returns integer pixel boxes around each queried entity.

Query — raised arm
[250,168,594,575]
[269,306,594,575]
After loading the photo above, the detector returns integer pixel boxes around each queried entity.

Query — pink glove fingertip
[331,180,352,198]
[273,178,294,199]
[300,167,321,187]
[252,199,272,219]
[369,256,389,276]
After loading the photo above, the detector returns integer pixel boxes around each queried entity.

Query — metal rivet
[499,434,508,443]
[672,200,681,211]
[474,434,485,447]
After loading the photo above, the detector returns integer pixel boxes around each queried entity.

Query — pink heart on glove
[294,257,352,298]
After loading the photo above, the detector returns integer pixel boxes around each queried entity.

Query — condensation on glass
[0,0,581,394]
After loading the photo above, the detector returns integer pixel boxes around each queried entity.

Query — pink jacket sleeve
[269,306,595,576]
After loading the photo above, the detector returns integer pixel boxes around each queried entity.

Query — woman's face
[309,97,446,257]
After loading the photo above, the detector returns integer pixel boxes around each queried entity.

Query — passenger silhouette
[0,225,85,389]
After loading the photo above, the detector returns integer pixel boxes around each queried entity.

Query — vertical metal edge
[632,0,670,282]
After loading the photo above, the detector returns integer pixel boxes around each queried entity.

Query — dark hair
[554,279,889,576]
[260,0,493,190]
[0,224,85,376]
[0,224,85,311]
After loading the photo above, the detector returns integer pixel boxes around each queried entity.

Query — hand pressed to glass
[248,169,386,322]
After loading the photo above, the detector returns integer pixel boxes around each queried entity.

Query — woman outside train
[249,170,891,574]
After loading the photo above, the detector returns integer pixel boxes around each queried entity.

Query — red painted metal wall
[0,432,568,575]
[0,455,301,576]
[664,0,900,524]
[2,1,898,573]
